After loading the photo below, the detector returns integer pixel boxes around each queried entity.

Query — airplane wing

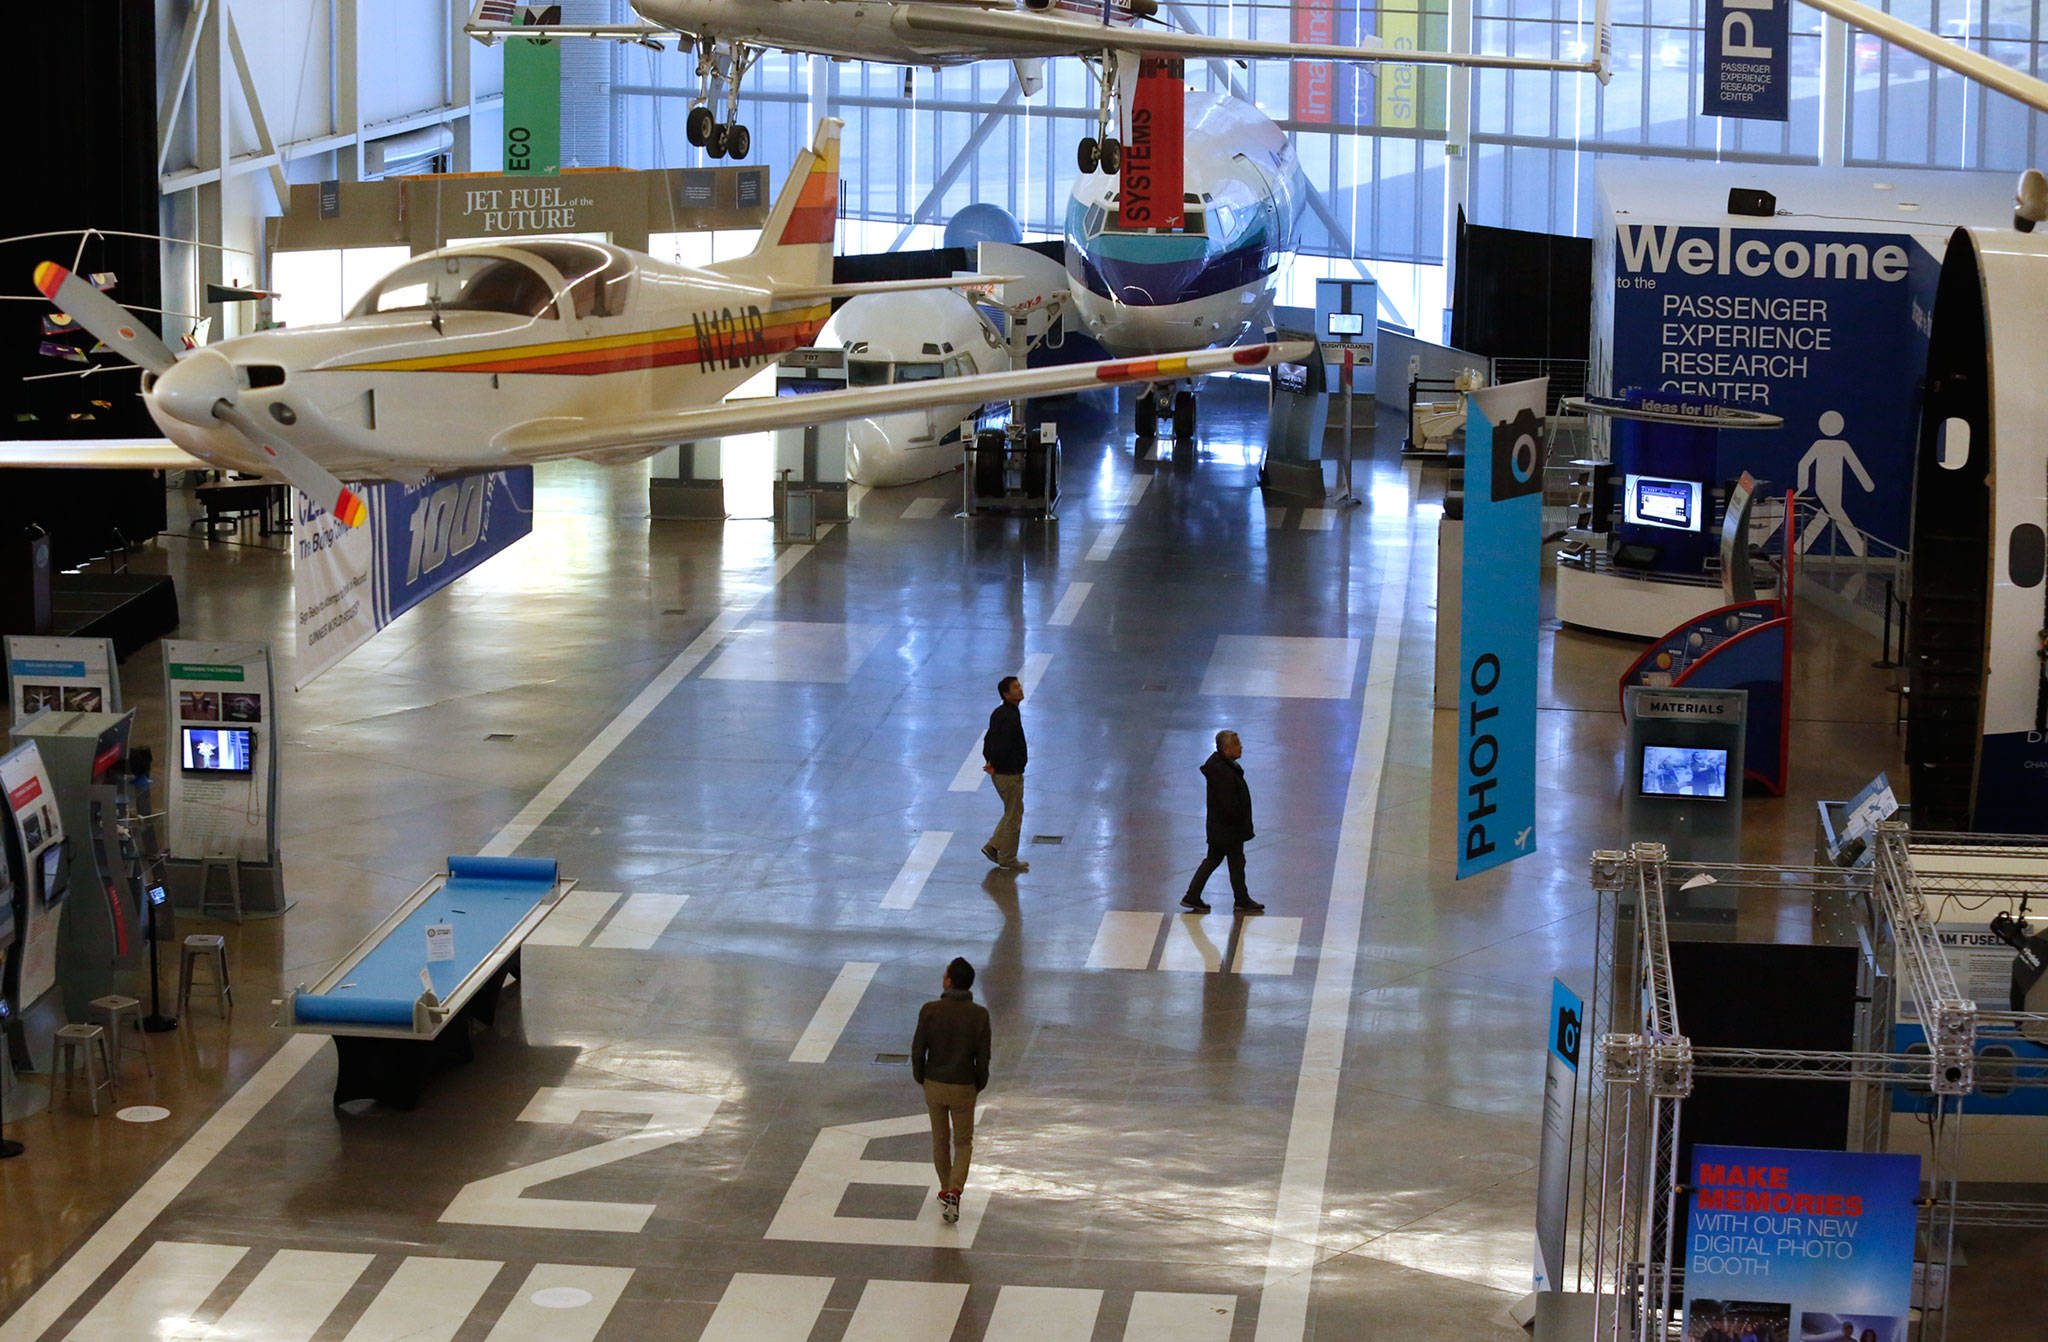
[463,0,676,45]
[0,439,206,470]
[893,7,1607,74]
[495,339,1307,462]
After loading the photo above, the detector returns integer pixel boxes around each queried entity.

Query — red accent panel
[1232,345,1269,366]
[1120,56,1184,231]
[779,204,836,247]
[1292,0,1336,123]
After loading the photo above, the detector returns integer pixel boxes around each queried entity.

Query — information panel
[1684,1145,1919,1341]
[5,636,120,726]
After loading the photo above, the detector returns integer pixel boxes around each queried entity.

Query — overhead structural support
[1800,0,2048,114]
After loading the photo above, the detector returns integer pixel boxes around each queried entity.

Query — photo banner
[295,468,535,688]
[1703,0,1789,121]
[1684,1145,1920,1341]
[1457,377,1547,878]
[1534,978,1583,1291]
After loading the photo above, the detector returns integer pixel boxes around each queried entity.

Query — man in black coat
[1182,729,1264,914]
[980,675,1029,872]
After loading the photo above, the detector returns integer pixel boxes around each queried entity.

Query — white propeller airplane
[465,0,1610,165]
[14,118,1307,527]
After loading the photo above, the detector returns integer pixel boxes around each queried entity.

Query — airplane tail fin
[710,117,841,291]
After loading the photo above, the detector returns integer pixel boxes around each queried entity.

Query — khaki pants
[922,1079,977,1191]
[987,772,1024,861]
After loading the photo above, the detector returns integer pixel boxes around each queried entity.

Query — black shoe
[1233,898,1265,914]
[982,844,1002,866]
[1181,894,1211,912]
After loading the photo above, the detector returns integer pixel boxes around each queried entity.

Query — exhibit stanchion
[141,886,176,1033]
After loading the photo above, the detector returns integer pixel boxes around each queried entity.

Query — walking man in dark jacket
[980,675,1029,872]
[911,956,993,1224]
[1182,730,1264,914]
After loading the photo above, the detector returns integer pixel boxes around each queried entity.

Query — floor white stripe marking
[948,652,1053,791]
[1263,506,1290,531]
[1085,911,1162,970]
[698,1273,834,1341]
[880,831,951,911]
[1252,529,1412,1342]
[1120,475,1152,509]
[203,1248,373,1341]
[1231,917,1304,976]
[901,496,945,519]
[481,1264,633,1342]
[984,1285,1103,1339]
[1127,1291,1237,1339]
[0,543,826,1342]
[842,1280,968,1342]
[1156,913,1228,972]
[341,1257,503,1342]
[1085,523,1124,561]
[1299,508,1334,531]
[1047,581,1093,627]
[789,961,880,1063]
[63,1241,247,1342]
[525,889,622,947]
[588,892,688,949]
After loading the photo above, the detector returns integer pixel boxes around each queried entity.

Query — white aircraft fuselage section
[818,288,1009,486]
[631,0,1138,65]
[1063,92,1301,358]
[143,242,829,480]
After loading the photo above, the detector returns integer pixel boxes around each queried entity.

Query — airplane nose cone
[845,418,890,483]
[149,348,238,427]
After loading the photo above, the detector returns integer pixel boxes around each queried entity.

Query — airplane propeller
[33,261,368,528]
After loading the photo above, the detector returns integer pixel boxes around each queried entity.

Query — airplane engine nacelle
[1908,224,2048,834]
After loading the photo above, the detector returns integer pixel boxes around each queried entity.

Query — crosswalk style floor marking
[983,1285,1103,1339]
[529,890,688,949]
[65,1246,628,1341]
[527,889,622,946]
[1090,912,1302,974]
[697,1273,1226,1341]
[902,496,946,519]
[698,1272,835,1342]
[1128,1290,1237,1339]
[845,1280,969,1341]
[1086,911,1162,970]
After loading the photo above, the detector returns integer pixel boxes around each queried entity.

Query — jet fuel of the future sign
[1456,378,1547,879]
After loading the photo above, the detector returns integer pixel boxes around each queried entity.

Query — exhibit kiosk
[13,710,141,1018]
[1264,341,1329,500]
[5,635,121,727]
[0,740,67,1074]
[160,641,284,915]
[0,840,21,1153]
[1619,685,1747,867]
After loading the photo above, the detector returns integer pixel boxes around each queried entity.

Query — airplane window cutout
[894,362,946,383]
[846,360,892,388]
[353,253,560,321]
[520,241,635,319]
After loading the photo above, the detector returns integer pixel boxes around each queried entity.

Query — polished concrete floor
[0,385,2035,1339]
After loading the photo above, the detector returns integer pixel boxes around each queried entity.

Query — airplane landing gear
[689,40,758,159]
[1077,134,1122,175]
[1134,390,1159,440]
[1172,390,1196,442]
[1078,54,1123,175]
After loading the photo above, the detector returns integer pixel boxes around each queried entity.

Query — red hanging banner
[1119,55,1184,231]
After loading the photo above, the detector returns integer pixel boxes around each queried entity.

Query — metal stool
[178,934,232,1016]
[89,994,153,1078]
[197,854,244,922]
[52,1023,117,1114]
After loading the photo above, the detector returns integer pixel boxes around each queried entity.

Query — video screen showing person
[1641,744,1729,798]
[181,726,253,774]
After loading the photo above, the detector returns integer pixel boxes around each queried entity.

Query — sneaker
[1181,894,1211,912]
[1233,897,1265,915]
[941,1191,961,1224]
[1003,859,1030,873]
[981,844,1002,865]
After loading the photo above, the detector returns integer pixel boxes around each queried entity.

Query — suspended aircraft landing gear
[1172,390,1196,443]
[689,40,758,159]
[1077,55,1123,175]
[1134,390,1159,440]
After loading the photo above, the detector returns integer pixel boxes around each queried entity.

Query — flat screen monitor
[1624,475,1703,531]
[1326,312,1365,338]
[38,842,65,905]
[1641,745,1729,799]
[181,726,253,775]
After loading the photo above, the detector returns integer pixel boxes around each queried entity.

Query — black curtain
[1449,208,1594,362]
[3,0,167,572]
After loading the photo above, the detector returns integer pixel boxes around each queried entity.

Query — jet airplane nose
[149,348,239,428]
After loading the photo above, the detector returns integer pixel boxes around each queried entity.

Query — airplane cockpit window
[893,361,945,383]
[353,253,559,320]
[519,241,635,318]
[846,359,891,387]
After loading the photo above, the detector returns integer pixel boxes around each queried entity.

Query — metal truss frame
[1573,830,2048,1342]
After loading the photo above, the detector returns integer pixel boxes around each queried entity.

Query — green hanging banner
[503,8,561,176]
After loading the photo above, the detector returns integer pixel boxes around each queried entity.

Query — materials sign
[1456,378,1547,878]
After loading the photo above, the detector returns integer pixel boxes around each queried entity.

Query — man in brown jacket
[910,956,992,1224]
